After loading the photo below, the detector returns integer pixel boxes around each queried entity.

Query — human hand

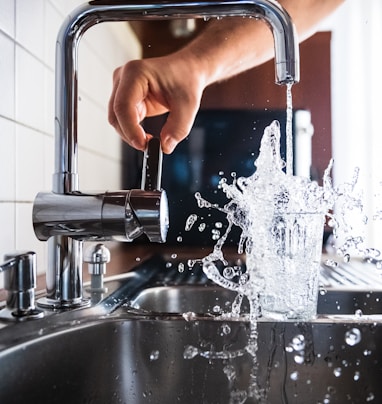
[108,55,206,154]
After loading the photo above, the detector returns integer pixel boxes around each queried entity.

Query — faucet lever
[129,137,169,243]
[141,137,163,191]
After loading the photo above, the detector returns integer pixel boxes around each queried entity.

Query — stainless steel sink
[1,256,382,403]
[131,284,382,316]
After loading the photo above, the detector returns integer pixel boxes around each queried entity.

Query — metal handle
[130,138,169,243]
[0,251,43,319]
[1,251,36,293]
[141,137,163,191]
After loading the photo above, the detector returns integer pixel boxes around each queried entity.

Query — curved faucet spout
[55,0,299,192]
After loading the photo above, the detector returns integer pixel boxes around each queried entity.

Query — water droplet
[333,367,342,377]
[187,259,197,268]
[294,354,305,364]
[171,253,177,259]
[290,371,299,381]
[211,229,220,240]
[223,266,235,279]
[319,288,328,296]
[182,312,197,321]
[149,350,160,361]
[183,345,199,359]
[365,248,380,259]
[212,305,222,314]
[135,257,141,262]
[354,309,363,318]
[363,349,372,356]
[198,223,206,232]
[345,328,362,346]
[178,262,185,273]
[325,259,338,267]
[353,371,360,381]
[177,235,183,242]
[185,214,198,231]
[291,334,305,351]
[215,221,223,229]
[223,365,236,381]
[366,392,375,401]
[221,323,231,335]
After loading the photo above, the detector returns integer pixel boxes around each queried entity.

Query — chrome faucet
[32,0,299,309]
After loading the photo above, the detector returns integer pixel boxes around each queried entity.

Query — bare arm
[108,0,344,154]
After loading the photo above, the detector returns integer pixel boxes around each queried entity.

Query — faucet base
[37,297,90,310]
[0,307,44,322]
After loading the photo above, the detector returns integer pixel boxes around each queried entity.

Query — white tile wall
[0,0,141,288]
[0,32,15,119]
[0,0,15,37]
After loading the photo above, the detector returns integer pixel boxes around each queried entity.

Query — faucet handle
[141,137,163,191]
[129,137,169,243]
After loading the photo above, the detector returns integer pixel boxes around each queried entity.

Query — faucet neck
[54,0,299,193]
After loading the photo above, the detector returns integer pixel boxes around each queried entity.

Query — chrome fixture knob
[84,243,110,277]
[0,251,43,319]
[84,243,110,303]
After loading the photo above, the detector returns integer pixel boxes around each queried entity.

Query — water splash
[200,121,331,320]
[183,118,380,402]
[185,214,198,231]
[345,328,362,346]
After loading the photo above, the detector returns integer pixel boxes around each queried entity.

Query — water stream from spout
[286,82,294,176]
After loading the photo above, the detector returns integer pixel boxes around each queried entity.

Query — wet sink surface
[131,283,382,316]
[1,312,381,404]
[1,257,382,403]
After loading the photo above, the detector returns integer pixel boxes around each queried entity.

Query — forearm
[175,0,345,86]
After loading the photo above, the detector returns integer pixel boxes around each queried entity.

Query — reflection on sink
[131,284,382,316]
[132,285,245,315]
[1,256,382,403]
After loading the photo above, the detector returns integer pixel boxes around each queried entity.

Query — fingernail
[162,136,177,154]
[130,137,146,151]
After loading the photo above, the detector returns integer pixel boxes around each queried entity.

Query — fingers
[108,64,149,151]
[160,94,201,154]
[108,67,122,133]
[108,59,203,154]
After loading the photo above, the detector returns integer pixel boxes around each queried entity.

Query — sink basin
[1,256,382,403]
[0,307,381,403]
